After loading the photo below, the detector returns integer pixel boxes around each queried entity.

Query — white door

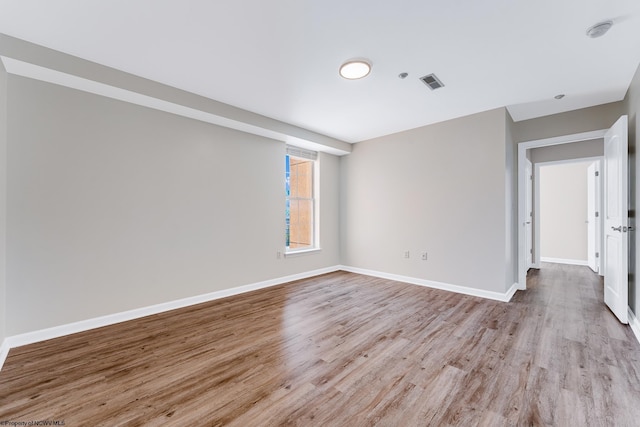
[525,159,534,268]
[604,115,628,324]
[587,161,601,273]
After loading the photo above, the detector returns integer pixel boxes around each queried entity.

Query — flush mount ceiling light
[339,59,372,80]
[586,20,613,38]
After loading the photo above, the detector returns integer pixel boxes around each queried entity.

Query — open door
[604,115,628,324]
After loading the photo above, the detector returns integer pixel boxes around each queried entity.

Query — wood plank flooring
[1,264,640,426]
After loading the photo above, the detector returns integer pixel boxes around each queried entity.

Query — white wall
[539,162,591,262]
[5,75,341,335]
[341,108,513,294]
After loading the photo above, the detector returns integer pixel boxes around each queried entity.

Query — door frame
[525,158,534,270]
[517,129,606,289]
[586,160,604,275]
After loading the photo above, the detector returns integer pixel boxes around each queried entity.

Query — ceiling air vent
[420,73,445,90]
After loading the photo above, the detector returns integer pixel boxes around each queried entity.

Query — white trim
[540,257,589,266]
[505,282,519,302]
[0,266,341,370]
[629,308,640,345]
[534,156,603,168]
[525,158,534,270]
[534,161,541,269]
[339,265,519,302]
[518,129,607,289]
[518,130,606,150]
[0,339,9,373]
[286,154,320,253]
[284,248,322,257]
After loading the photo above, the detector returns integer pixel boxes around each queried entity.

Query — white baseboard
[0,265,521,373]
[506,282,519,301]
[0,339,9,372]
[629,308,640,345]
[0,265,341,372]
[339,265,518,302]
[540,257,588,266]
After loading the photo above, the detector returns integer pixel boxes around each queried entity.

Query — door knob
[611,226,622,232]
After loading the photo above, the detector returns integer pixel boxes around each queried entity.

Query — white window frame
[285,146,320,255]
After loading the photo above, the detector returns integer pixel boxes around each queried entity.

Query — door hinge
[595,171,600,177]
[595,211,599,218]
[530,248,533,254]
[596,252,600,258]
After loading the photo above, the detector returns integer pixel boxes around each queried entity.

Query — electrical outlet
[404,251,410,259]
[421,251,428,261]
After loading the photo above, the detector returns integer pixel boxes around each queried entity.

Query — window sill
[285,248,322,257]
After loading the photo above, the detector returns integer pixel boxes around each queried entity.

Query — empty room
[1,1,640,425]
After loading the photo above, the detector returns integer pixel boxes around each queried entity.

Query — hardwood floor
[1,264,640,426]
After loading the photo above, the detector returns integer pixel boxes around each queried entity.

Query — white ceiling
[0,0,639,143]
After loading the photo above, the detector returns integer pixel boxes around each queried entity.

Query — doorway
[534,158,602,271]
[517,117,629,324]
[519,129,606,288]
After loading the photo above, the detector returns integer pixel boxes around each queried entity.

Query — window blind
[286,145,318,161]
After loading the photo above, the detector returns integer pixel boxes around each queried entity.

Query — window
[285,147,317,251]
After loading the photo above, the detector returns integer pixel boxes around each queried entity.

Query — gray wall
[515,102,624,143]
[3,54,639,338]
[340,108,513,294]
[0,60,6,344]
[5,75,341,335]
[530,139,603,164]
[624,63,640,316]
[505,112,518,287]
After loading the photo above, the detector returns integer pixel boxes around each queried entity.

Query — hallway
[519,263,640,425]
